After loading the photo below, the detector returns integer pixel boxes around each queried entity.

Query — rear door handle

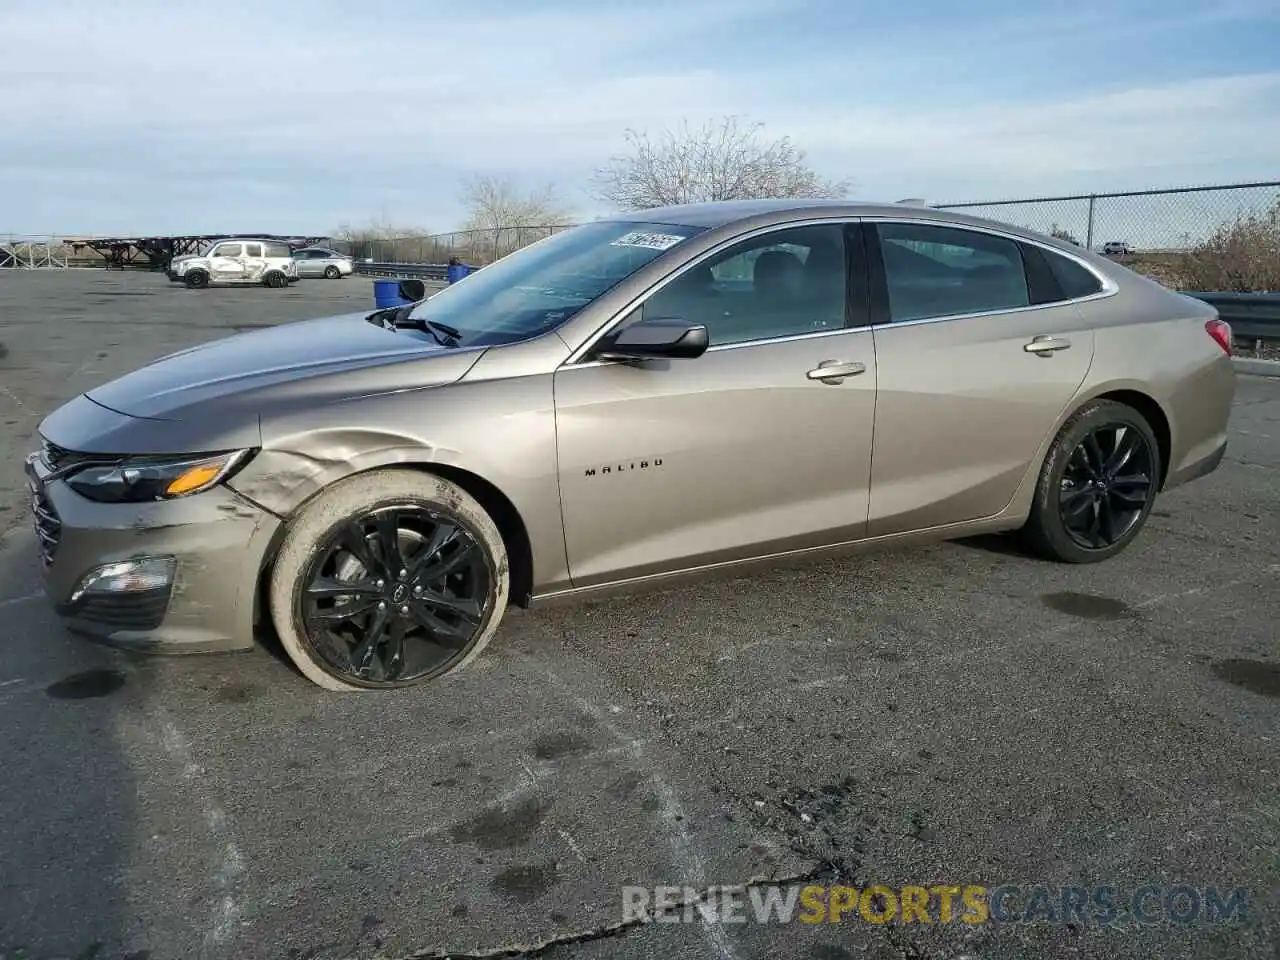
[1024,336,1071,355]
[807,360,866,384]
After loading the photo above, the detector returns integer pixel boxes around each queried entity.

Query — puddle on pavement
[490,862,561,903]
[1041,592,1134,620]
[45,668,126,700]
[450,796,552,850]
[533,731,591,760]
[1211,659,1280,698]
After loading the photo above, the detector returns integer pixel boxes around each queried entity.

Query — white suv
[168,238,299,288]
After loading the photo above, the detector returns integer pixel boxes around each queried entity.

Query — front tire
[264,271,288,288]
[1020,399,1161,563]
[184,270,209,289]
[268,469,509,691]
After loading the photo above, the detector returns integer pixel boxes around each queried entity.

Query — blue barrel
[373,278,409,309]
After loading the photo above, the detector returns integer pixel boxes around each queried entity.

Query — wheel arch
[997,380,1175,526]
[1089,387,1172,490]
[252,459,536,612]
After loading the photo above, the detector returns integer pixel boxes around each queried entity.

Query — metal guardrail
[354,261,450,281]
[1183,292,1280,340]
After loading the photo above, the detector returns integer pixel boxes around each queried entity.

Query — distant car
[27,199,1235,691]
[292,247,355,279]
[168,239,298,288]
[1102,241,1134,256]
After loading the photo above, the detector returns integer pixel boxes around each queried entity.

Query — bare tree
[592,116,850,211]
[458,174,575,260]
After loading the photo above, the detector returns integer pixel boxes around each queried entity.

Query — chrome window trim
[864,215,1119,329]
[561,213,1121,367]
[565,323,875,370]
[561,216,862,366]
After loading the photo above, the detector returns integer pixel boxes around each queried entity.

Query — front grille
[30,483,61,567]
[41,439,73,470]
[41,439,108,473]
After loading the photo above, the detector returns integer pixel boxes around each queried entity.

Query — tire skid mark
[142,699,247,953]
[540,665,741,960]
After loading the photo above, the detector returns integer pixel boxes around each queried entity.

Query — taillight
[1205,318,1232,355]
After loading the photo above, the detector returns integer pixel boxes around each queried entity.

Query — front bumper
[25,452,282,653]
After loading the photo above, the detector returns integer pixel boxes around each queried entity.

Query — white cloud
[1,0,1277,234]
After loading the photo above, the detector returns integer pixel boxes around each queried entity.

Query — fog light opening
[69,557,176,605]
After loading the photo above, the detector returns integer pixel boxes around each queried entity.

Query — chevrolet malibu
[26,200,1235,691]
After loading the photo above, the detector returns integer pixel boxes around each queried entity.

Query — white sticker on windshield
[610,231,686,251]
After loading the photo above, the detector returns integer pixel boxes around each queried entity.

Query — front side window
[406,220,705,347]
[212,242,242,258]
[265,242,291,258]
[641,223,848,346]
[876,223,1029,322]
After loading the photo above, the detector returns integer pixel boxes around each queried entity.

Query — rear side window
[243,242,264,258]
[876,222,1029,322]
[1043,249,1104,299]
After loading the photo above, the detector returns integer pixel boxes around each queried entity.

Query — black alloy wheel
[298,504,491,686]
[1057,422,1155,549]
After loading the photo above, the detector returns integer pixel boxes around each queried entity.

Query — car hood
[85,310,484,422]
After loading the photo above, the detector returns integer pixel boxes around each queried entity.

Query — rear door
[864,219,1100,536]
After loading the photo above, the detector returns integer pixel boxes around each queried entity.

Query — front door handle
[807,360,866,384]
[1024,336,1071,355]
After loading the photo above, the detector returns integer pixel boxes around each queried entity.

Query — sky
[1,0,1278,239]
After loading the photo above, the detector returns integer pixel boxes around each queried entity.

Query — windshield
[407,220,706,347]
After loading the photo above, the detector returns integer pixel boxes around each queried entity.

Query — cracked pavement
[0,270,1277,959]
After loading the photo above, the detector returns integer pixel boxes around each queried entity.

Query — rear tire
[324,265,340,279]
[1019,399,1161,563]
[268,469,510,691]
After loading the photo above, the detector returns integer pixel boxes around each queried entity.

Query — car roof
[603,198,1102,257]
[606,197,1014,231]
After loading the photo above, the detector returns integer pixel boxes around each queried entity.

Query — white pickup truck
[168,238,299,288]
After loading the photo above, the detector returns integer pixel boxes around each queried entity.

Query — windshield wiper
[389,306,461,346]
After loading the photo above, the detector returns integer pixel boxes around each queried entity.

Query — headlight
[65,450,254,503]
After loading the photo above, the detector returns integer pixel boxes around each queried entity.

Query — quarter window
[876,223,1030,323]
[1043,248,1103,299]
[642,224,848,346]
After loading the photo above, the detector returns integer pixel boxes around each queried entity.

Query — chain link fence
[332,224,579,266]
[328,181,1279,292]
[934,180,1280,290]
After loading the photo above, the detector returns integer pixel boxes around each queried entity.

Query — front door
[208,241,245,282]
[554,221,878,588]
[865,220,1096,536]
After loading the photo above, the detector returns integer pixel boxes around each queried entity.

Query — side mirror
[398,278,426,302]
[597,317,709,362]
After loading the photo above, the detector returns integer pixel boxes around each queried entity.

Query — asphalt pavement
[0,269,1277,960]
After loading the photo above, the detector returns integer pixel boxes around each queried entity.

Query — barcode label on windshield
[610,232,686,251]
